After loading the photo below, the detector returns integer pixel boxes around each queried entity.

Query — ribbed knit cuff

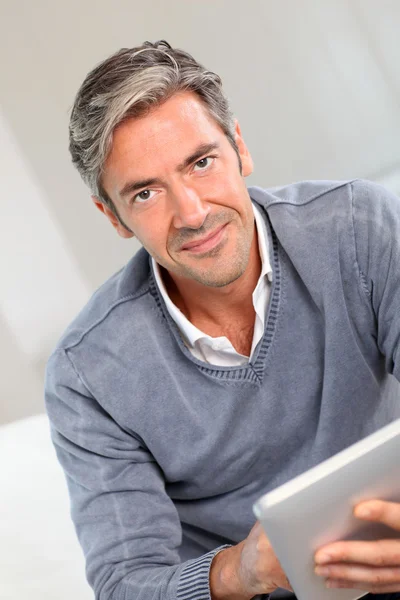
[176,545,231,599]
[176,545,270,600]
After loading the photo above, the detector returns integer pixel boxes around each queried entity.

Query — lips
[181,224,226,251]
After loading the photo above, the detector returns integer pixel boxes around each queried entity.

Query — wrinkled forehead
[102,92,228,196]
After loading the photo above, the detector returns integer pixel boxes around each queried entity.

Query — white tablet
[253,419,400,600]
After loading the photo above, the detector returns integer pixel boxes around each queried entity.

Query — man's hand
[210,521,292,600]
[314,500,400,593]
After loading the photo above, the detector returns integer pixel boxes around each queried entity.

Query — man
[45,40,400,599]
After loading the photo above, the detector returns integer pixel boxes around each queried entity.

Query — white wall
[1,0,400,423]
[0,109,91,422]
[0,314,44,424]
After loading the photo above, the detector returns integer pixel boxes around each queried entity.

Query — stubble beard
[174,228,253,288]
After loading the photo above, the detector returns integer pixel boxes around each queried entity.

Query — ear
[91,196,135,239]
[233,119,254,177]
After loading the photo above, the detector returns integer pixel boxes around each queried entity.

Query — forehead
[103,92,225,183]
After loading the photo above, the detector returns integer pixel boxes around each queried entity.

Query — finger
[315,562,400,585]
[325,578,400,593]
[315,539,400,566]
[354,500,400,531]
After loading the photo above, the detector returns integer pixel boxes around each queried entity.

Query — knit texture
[45,179,400,599]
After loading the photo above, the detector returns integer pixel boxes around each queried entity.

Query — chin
[189,263,247,288]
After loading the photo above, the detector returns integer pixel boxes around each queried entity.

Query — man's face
[99,91,255,288]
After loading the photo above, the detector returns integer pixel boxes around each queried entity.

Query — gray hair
[69,40,241,227]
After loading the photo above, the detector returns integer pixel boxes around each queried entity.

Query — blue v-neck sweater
[45,179,400,600]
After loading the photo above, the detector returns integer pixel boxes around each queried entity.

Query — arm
[313,180,400,593]
[45,349,228,600]
[46,349,291,600]
[210,522,292,599]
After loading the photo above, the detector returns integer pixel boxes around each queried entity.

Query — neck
[162,227,262,335]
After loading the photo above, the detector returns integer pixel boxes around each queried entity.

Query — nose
[170,184,210,230]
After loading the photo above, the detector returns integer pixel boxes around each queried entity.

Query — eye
[133,189,156,204]
[193,156,215,171]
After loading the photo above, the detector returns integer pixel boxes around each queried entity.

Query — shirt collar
[253,202,273,284]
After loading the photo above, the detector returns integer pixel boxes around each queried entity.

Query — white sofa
[0,413,93,599]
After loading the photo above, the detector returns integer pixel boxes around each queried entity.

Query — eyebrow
[118,142,220,199]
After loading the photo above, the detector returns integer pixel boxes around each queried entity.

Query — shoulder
[249,179,400,291]
[249,179,356,209]
[52,246,153,353]
[250,178,400,236]
[249,178,399,215]
[350,179,400,229]
[249,180,357,249]
[349,180,400,288]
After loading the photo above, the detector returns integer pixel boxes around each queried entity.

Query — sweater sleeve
[45,348,230,600]
[351,179,400,383]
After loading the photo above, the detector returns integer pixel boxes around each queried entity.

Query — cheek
[134,219,170,255]
[217,166,246,197]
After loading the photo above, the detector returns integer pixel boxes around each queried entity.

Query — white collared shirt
[152,203,273,366]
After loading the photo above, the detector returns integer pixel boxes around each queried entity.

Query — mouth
[180,224,228,254]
